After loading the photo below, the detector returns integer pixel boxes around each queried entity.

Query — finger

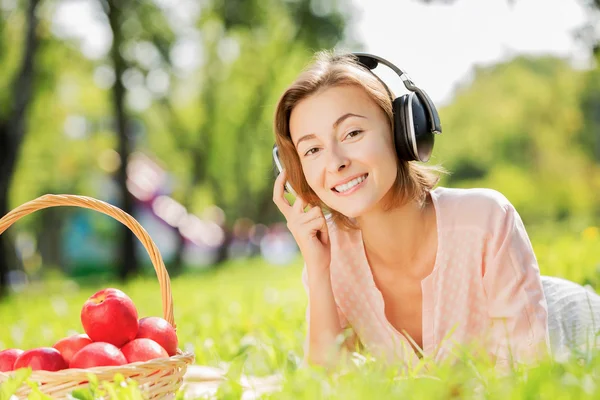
[298,207,326,228]
[321,221,329,245]
[273,170,292,213]
[302,205,322,219]
[299,211,323,226]
[293,195,307,213]
[306,207,329,245]
[305,213,329,239]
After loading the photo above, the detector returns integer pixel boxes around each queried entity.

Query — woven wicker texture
[0,194,195,399]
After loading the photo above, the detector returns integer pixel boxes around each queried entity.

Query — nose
[326,145,350,173]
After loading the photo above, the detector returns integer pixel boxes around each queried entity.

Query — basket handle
[0,194,175,328]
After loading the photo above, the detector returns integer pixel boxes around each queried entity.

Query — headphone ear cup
[393,93,435,162]
[410,92,435,162]
[393,95,417,162]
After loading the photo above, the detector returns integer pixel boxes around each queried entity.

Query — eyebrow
[294,113,366,149]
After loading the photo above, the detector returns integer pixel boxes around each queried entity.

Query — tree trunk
[0,184,20,296]
[37,206,64,270]
[0,0,41,297]
[106,0,139,280]
[0,172,12,297]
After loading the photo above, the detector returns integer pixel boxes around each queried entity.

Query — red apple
[53,334,93,365]
[14,347,67,371]
[121,338,168,363]
[81,288,139,347]
[0,349,24,372]
[136,316,178,356]
[70,342,127,369]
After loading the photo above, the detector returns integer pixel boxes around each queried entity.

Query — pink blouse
[302,187,551,369]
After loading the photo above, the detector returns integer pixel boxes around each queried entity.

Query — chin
[330,189,395,219]
[326,200,373,220]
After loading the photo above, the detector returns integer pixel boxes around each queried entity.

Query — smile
[332,174,368,195]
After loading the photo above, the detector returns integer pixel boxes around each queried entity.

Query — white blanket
[542,275,600,358]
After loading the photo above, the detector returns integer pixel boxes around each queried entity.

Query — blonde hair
[273,50,445,229]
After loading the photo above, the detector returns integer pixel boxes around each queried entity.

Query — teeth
[335,175,366,193]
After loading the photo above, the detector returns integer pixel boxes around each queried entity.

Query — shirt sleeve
[301,264,349,357]
[482,202,551,370]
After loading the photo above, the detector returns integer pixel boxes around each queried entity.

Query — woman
[271,51,600,371]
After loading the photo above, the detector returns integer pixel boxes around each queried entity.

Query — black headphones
[272,52,442,194]
[352,52,442,162]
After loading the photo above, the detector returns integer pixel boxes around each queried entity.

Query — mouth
[331,174,368,195]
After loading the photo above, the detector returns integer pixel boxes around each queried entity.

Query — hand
[272,169,331,273]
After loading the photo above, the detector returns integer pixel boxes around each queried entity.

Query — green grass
[1,226,599,399]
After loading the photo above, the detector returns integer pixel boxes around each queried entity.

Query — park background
[1,0,600,398]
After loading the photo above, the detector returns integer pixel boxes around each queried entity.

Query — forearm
[305,267,345,367]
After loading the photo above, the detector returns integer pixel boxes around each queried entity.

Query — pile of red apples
[0,288,178,372]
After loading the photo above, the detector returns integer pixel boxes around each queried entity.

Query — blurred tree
[434,55,600,225]
[578,52,600,163]
[142,0,356,270]
[0,0,41,297]
[93,0,177,279]
[577,50,600,220]
[574,0,600,54]
[9,30,121,276]
[419,0,600,224]
[102,0,140,280]
[3,0,178,282]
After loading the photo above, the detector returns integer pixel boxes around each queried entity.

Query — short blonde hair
[273,50,445,229]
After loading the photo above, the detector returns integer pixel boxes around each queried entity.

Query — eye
[304,147,320,157]
[346,129,363,139]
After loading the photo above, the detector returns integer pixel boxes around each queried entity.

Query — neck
[356,194,435,275]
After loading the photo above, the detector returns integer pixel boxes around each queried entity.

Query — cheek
[304,164,335,198]
[300,162,323,191]
[363,137,398,181]
[360,139,395,166]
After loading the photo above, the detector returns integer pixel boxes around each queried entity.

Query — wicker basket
[0,194,195,399]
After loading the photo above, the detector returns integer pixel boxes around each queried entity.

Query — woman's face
[289,84,398,218]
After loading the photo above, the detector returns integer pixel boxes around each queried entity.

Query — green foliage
[0,368,31,400]
[142,0,355,223]
[0,370,158,400]
[1,0,356,229]
[435,55,600,226]
[578,53,600,162]
[3,0,599,231]
[69,374,146,400]
[0,5,25,120]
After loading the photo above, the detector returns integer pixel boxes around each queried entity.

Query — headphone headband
[353,52,411,82]
[352,52,442,135]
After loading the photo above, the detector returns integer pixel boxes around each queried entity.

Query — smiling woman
[270,50,600,372]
